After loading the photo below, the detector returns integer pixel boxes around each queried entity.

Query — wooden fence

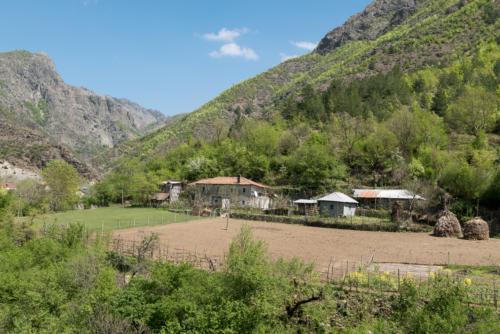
[106,236,498,310]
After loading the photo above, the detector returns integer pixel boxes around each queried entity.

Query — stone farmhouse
[190,176,271,210]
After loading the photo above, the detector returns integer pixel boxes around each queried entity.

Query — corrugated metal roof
[293,199,318,204]
[162,180,182,184]
[190,176,269,189]
[317,192,358,204]
[353,189,424,200]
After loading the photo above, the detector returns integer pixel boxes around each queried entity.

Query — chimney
[237,175,241,184]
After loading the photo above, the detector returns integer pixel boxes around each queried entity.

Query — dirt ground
[114,218,500,273]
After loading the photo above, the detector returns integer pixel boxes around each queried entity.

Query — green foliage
[0,220,499,333]
[97,42,499,215]
[41,160,80,211]
[25,99,50,125]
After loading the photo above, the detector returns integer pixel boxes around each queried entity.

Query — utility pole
[18,194,21,218]
[121,184,124,208]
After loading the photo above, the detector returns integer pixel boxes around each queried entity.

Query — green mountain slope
[102,0,498,169]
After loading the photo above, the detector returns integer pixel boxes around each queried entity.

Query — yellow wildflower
[464,278,472,286]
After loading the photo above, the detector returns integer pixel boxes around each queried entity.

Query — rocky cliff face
[0,51,166,160]
[0,115,96,178]
[315,0,427,54]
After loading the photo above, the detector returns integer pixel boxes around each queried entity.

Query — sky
[0,0,372,116]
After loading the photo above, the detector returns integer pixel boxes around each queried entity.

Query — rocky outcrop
[315,0,426,55]
[0,51,166,160]
[0,117,97,178]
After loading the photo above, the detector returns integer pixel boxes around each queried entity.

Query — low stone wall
[230,213,427,232]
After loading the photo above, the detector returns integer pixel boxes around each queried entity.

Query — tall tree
[41,160,80,211]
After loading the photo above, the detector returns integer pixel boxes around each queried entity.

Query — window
[330,204,334,209]
[242,200,245,205]
[243,188,246,193]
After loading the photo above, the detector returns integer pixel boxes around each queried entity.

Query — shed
[293,199,318,216]
[317,192,358,217]
[352,189,424,209]
[161,181,183,202]
[151,192,170,207]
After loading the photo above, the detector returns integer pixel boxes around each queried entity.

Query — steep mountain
[104,0,498,169]
[0,50,167,176]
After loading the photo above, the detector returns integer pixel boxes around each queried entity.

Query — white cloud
[209,43,259,60]
[280,53,298,62]
[203,28,248,42]
[290,40,317,51]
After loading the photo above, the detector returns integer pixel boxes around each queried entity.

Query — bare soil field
[114,218,500,273]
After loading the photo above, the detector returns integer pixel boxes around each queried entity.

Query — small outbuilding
[317,192,358,217]
[353,189,424,209]
[293,199,318,216]
[151,192,170,207]
[161,181,183,203]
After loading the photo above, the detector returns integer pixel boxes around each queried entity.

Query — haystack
[433,210,461,237]
[463,217,489,240]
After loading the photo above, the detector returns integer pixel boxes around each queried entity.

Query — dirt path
[113,218,500,272]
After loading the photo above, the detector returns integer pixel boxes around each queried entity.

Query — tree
[41,160,80,211]
[447,86,498,135]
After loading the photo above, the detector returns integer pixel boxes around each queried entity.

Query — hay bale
[463,217,489,240]
[433,210,461,237]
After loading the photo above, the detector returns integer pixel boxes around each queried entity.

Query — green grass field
[23,206,200,233]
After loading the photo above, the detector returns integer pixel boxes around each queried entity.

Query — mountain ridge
[102,0,498,171]
[0,50,168,177]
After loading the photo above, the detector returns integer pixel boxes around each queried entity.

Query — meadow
[24,206,199,233]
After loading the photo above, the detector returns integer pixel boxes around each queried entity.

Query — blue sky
[0,0,371,116]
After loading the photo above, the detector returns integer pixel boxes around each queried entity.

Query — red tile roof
[190,176,269,189]
[1,183,16,190]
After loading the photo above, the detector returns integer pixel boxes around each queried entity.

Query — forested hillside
[97,0,499,218]
[100,0,499,170]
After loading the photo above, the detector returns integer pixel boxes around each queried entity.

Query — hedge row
[230,212,428,232]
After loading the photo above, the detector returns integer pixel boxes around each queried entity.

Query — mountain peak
[315,0,426,54]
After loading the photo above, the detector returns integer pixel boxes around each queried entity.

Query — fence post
[101,221,104,234]
[118,220,120,229]
[398,269,401,293]
[494,282,498,311]
[147,216,149,225]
